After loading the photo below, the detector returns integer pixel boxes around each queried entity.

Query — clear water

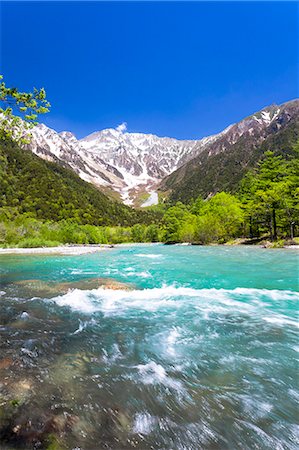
[0,244,298,449]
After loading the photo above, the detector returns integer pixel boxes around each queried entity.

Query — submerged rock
[98,406,133,446]
[56,277,134,292]
[7,379,33,404]
[14,279,63,298]
[0,407,78,449]
[0,358,14,370]
[14,277,134,299]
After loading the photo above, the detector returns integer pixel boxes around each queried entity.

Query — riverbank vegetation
[0,138,160,228]
[1,146,297,247]
[0,76,298,248]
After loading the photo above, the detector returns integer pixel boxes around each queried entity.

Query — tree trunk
[290,221,294,240]
[272,208,277,241]
[269,214,273,241]
[249,216,253,239]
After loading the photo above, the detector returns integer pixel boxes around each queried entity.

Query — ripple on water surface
[0,245,298,449]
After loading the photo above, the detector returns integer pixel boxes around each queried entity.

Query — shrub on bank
[17,238,61,248]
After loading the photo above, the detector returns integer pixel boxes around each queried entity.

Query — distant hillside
[26,123,202,206]
[0,138,156,226]
[159,100,299,203]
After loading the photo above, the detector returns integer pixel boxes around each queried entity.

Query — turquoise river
[0,244,298,449]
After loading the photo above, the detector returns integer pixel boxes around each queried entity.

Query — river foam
[2,245,298,450]
[136,253,163,259]
[49,285,298,313]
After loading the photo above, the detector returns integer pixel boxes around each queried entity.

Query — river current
[0,244,298,449]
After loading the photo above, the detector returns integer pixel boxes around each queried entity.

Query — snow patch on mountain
[24,102,290,206]
[78,128,221,204]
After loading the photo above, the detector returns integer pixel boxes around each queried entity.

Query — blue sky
[1,1,298,139]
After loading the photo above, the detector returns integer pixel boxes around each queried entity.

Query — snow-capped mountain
[79,130,204,204]
[24,100,298,206]
[160,99,299,202]
[27,125,220,205]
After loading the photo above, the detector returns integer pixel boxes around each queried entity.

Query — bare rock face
[159,99,299,202]
[24,99,299,205]
[26,124,202,205]
[26,124,126,194]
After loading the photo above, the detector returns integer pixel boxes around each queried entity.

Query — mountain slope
[24,99,299,207]
[0,138,155,226]
[27,126,198,205]
[159,100,299,202]
[79,129,227,204]
[26,125,230,206]
[27,125,126,196]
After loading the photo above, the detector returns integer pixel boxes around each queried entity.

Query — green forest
[0,138,159,227]
[0,76,298,248]
[160,103,299,203]
[0,143,298,248]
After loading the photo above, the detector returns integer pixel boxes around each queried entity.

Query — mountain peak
[59,131,77,140]
[160,98,299,202]
[25,99,298,207]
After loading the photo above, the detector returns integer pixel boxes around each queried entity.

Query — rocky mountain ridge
[26,123,229,205]
[25,99,298,206]
[160,99,299,202]
[79,129,199,204]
